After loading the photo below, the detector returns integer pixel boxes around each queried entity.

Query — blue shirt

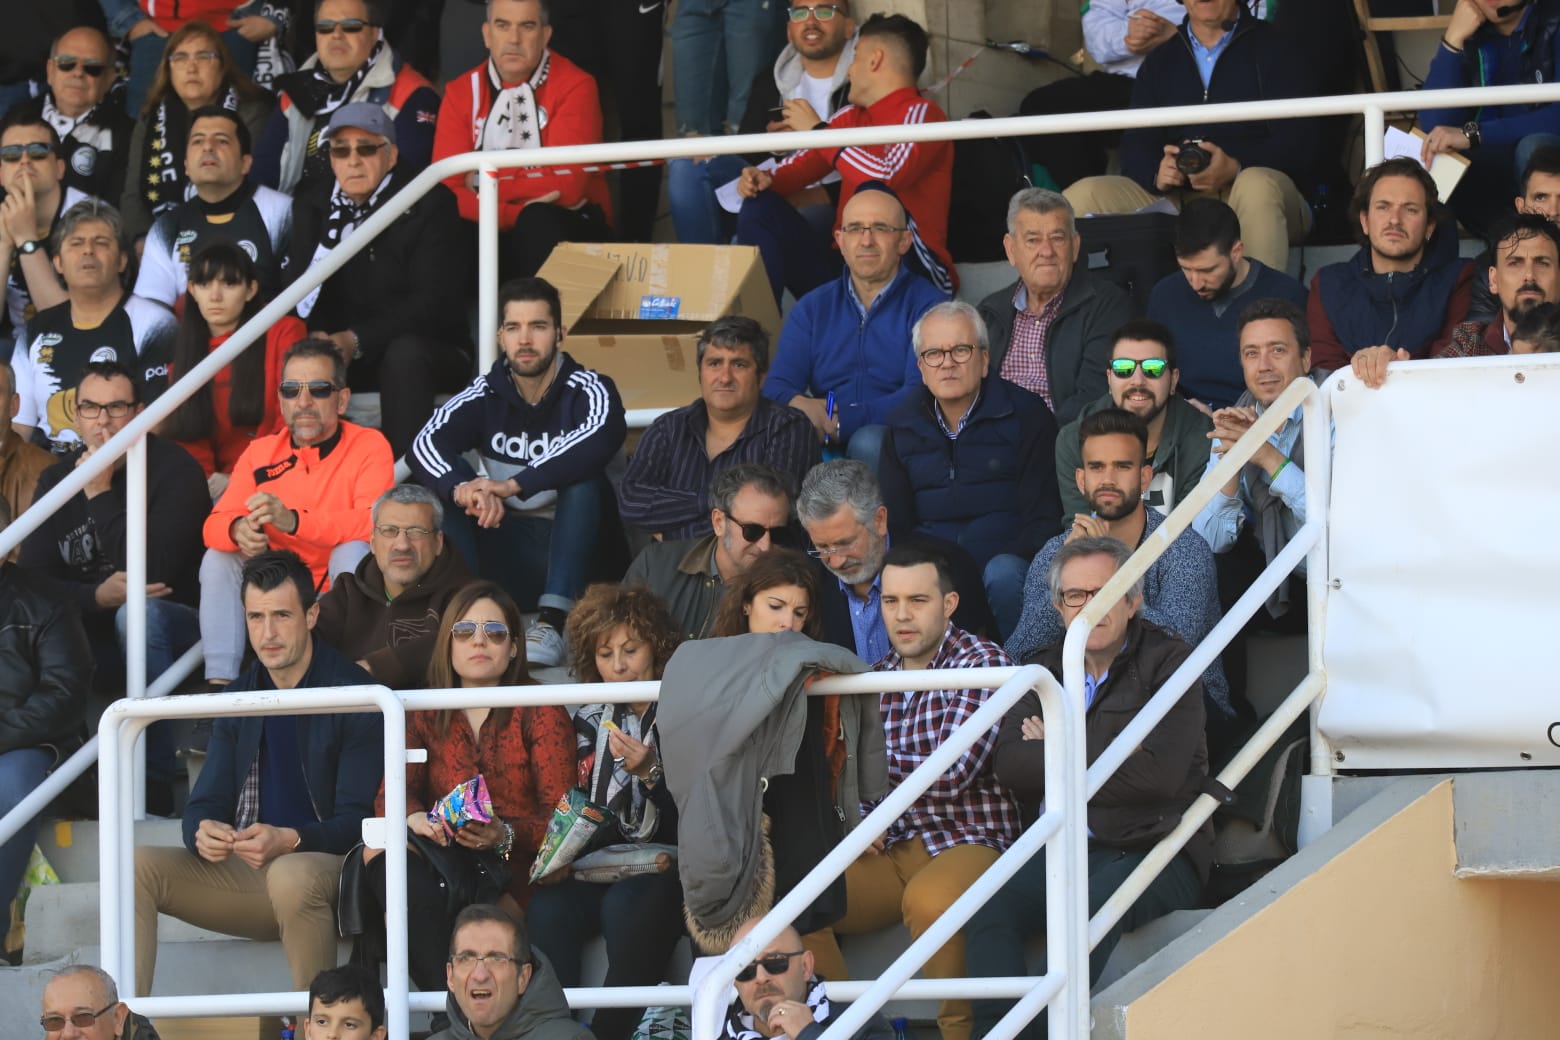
[1188,26,1235,88]
[844,572,891,665]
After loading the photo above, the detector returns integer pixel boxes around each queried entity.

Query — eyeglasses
[316,18,371,33]
[839,222,907,237]
[168,50,220,65]
[727,516,790,544]
[40,1004,116,1032]
[805,532,861,559]
[451,621,511,644]
[278,380,339,400]
[450,951,520,970]
[787,4,844,21]
[1057,587,1103,609]
[734,951,806,982]
[1108,358,1169,379]
[373,524,435,541]
[76,399,134,419]
[52,56,110,77]
[918,343,980,367]
[329,140,389,159]
[0,143,53,163]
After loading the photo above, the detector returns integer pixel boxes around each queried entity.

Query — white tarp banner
[1317,354,1560,769]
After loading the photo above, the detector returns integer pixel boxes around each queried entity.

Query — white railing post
[1364,105,1387,167]
[1054,629,1093,1039]
[125,438,148,818]
[479,161,500,371]
[379,689,410,1040]
[1299,377,1338,847]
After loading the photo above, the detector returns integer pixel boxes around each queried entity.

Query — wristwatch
[494,821,515,859]
[17,240,41,255]
[643,762,665,788]
[1462,121,1482,148]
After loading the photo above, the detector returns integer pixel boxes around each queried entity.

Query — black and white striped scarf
[297,170,393,318]
[722,976,831,1040]
[140,87,239,219]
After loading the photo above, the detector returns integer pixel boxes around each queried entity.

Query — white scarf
[722,977,831,1040]
[297,171,394,319]
[477,52,551,151]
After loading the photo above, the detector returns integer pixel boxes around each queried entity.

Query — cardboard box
[537,243,781,413]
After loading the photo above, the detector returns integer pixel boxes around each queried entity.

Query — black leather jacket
[0,563,91,760]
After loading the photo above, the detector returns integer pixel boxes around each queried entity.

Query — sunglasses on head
[734,951,805,982]
[1109,358,1169,379]
[328,140,389,159]
[278,380,338,400]
[451,620,511,643]
[52,56,110,77]
[787,4,844,20]
[316,18,370,33]
[0,143,53,163]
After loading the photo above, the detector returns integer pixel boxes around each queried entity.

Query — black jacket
[284,166,472,359]
[0,563,90,759]
[815,531,996,653]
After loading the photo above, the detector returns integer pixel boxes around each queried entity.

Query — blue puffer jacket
[879,373,1064,567]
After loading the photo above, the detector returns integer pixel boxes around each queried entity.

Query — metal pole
[97,712,124,992]
[1364,105,1387,167]
[1055,625,1092,1039]
[125,439,148,819]
[1300,378,1339,847]
[479,161,499,371]
[380,690,410,1039]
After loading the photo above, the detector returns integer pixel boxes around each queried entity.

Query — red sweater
[768,85,954,283]
[139,0,239,32]
[173,315,305,479]
[432,53,613,231]
[379,705,577,905]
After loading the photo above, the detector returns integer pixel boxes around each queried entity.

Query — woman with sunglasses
[525,583,684,1040]
[357,580,575,993]
[254,0,440,194]
[160,241,305,499]
[119,22,272,243]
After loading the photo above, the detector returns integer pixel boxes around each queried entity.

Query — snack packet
[428,775,495,838]
[530,788,609,882]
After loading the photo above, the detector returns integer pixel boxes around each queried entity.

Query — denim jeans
[440,478,604,612]
[983,553,1031,646]
[116,599,201,786]
[670,0,788,135]
[126,28,259,118]
[0,748,54,908]
[667,154,748,244]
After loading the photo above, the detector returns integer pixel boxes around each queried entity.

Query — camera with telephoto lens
[1175,139,1212,176]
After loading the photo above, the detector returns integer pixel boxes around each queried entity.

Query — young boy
[304,965,387,1040]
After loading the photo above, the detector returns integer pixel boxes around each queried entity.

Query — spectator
[1147,197,1307,410]
[1420,0,1560,240]
[880,300,1063,641]
[408,276,625,669]
[1055,320,1213,518]
[254,0,440,196]
[356,581,574,993]
[966,536,1210,1039]
[736,14,955,302]
[305,964,386,1040]
[314,483,471,688]
[119,22,273,243]
[1063,0,1316,272]
[761,183,946,470]
[40,965,159,1040]
[1467,145,1560,323]
[1005,407,1233,730]
[617,316,817,544]
[286,102,472,459]
[102,0,278,117]
[433,0,612,280]
[0,2,106,125]
[19,359,206,807]
[1512,299,1560,352]
[13,200,177,451]
[1192,298,1317,624]
[0,359,51,532]
[624,462,794,640]
[976,188,1133,423]
[161,241,306,495]
[1307,158,1472,372]
[668,0,857,246]
[671,0,788,138]
[724,915,894,1040]
[798,459,994,657]
[1438,213,1560,362]
[432,903,592,1040]
[36,28,133,203]
[709,546,821,638]
[200,338,394,685]
[0,496,90,916]
[133,548,384,996]
[134,105,292,308]
[806,545,1020,1040]
[0,108,85,348]
[528,583,683,1040]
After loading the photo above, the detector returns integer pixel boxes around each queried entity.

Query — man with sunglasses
[18,359,207,811]
[315,483,470,688]
[39,27,133,203]
[880,300,1062,643]
[0,108,89,350]
[39,965,160,1040]
[1054,320,1213,519]
[725,915,893,1040]
[285,102,472,460]
[136,548,383,998]
[624,462,794,640]
[200,338,393,687]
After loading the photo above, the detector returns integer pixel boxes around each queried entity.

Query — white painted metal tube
[1304,379,1337,779]
[478,161,500,371]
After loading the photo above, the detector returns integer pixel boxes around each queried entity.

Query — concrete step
[37,818,185,886]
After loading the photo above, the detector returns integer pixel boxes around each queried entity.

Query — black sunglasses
[728,517,789,544]
[316,18,371,33]
[278,380,338,400]
[328,141,389,159]
[734,951,805,983]
[0,143,53,163]
[52,56,110,77]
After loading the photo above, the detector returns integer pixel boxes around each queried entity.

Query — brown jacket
[0,433,54,559]
[1000,617,1213,882]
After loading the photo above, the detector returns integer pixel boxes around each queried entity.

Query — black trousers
[362,849,459,993]
[350,334,474,460]
[501,201,613,280]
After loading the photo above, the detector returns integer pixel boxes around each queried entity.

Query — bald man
[40,26,132,201]
[725,917,893,1040]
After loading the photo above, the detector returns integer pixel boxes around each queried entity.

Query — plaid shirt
[866,624,1023,855]
[998,284,1063,407]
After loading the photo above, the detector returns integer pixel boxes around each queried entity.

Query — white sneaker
[525,620,566,668]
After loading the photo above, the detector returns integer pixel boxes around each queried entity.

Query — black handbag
[338,830,513,940]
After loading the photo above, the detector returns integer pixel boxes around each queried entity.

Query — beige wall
[1120,781,1560,1039]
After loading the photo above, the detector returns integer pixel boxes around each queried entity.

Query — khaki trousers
[1064,167,1311,272]
[804,838,1000,1040]
[134,845,344,996]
